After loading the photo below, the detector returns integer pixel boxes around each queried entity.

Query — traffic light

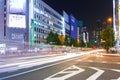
[94,40,97,44]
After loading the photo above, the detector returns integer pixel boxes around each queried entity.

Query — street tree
[101,26,115,52]
[46,31,55,44]
[58,35,65,45]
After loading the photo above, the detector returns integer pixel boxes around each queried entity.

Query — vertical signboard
[69,14,78,39]
[9,0,26,14]
[8,0,26,43]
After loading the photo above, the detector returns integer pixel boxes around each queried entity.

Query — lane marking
[111,69,120,73]
[101,61,107,63]
[44,65,85,80]
[0,50,107,79]
[116,62,120,64]
[88,60,94,62]
[86,67,104,80]
[77,60,120,65]
[0,54,88,80]
[117,77,120,80]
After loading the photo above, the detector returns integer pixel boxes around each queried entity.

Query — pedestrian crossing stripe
[44,65,120,80]
[86,67,104,80]
[44,65,85,80]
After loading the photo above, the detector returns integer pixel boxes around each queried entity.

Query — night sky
[43,0,113,28]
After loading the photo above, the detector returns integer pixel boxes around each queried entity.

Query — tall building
[69,14,78,39]
[113,0,120,48]
[28,0,64,46]
[63,11,70,37]
[113,0,119,41]
[0,0,64,48]
[0,0,80,51]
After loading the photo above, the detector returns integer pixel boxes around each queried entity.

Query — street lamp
[107,17,112,23]
[107,17,112,27]
[107,17,113,48]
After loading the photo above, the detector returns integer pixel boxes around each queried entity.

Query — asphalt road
[1,52,120,80]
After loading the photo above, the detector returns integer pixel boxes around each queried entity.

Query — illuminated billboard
[69,14,78,39]
[8,28,25,43]
[7,0,27,43]
[8,0,26,28]
[9,0,26,14]
[9,14,26,28]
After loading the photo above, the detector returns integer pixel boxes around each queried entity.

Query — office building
[0,0,80,50]
[0,0,64,47]
[63,11,70,37]
[113,0,120,49]
[69,14,78,39]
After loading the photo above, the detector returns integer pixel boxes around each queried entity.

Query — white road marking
[111,69,120,80]
[88,60,94,62]
[44,65,85,80]
[116,62,120,64]
[76,59,82,62]
[111,69,120,73]
[101,61,107,63]
[86,67,104,80]
[117,77,120,80]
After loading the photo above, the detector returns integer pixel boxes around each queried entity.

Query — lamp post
[107,17,112,27]
[107,17,113,47]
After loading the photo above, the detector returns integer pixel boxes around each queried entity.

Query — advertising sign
[70,14,78,39]
[9,0,26,14]
[8,28,25,42]
[8,0,26,28]
[9,14,26,28]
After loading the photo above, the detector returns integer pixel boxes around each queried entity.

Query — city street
[0,0,119,80]
[0,49,120,80]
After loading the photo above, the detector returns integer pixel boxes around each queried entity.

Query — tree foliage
[46,31,55,44]
[64,36,70,46]
[58,35,65,45]
[46,31,64,45]
[101,26,115,52]
[47,32,80,47]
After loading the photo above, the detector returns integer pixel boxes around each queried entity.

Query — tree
[64,36,70,46]
[47,32,64,45]
[69,37,77,47]
[54,33,61,45]
[101,26,115,52]
[58,35,65,45]
[46,31,55,44]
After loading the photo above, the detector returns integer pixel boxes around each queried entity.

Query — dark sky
[43,0,113,27]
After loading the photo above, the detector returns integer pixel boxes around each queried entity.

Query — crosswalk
[44,65,120,80]
[76,59,120,64]
[44,65,85,80]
